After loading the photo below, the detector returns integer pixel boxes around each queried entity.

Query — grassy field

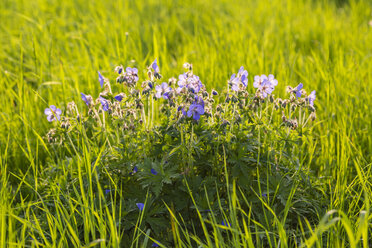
[1,0,372,247]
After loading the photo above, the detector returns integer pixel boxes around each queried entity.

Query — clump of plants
[43,59,323,246]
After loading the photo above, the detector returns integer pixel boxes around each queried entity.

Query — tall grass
[0,0,371,247]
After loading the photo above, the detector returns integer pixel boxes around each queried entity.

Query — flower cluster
[115,66,139,87]
[44,59,317,137]
[177,71,203,94]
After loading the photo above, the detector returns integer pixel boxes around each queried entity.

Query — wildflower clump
[44,59,321,246]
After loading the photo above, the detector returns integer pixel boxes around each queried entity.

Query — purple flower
[99,97,110,111]
[152,241,160,247]
[262,193,267,197]
[267,74,278,87]
[295,83,303,98]
[151,168,158,175]
[177,73,203,93]
[114,94,124,102]
[136,203,144,211]
[155,82,172,99]
[258,80,275,98]
[308,90,316,106]
[230,66,248,91]
[98,71,105,88]
[151,59,160,74]
[115,66,123,74]
[129,166,138,175]
[221,221,230,227]
[81,93,92,106]
[105,189,111,195]
[44,105,62,122]
[123,67,139,86]
[254,74,278,97]
[187,96,205,121]
[238,66,249,86]
[181,107,187,116]
[126,67,138,77]
[253,75,268,88]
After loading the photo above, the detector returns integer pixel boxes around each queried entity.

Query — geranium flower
[44,105,62,122]
[98,71,105,88]
[81,93,92,106]
[295,83,303,98]
[253,74,268,88]
[308,90,316,106]
[221,221,231,227]
[187,96,205,120]
[230,66,248,91]
[155,82,172,99]
[259,80,275,98]
[114,94,124,102]
[151,169,158,175]
[136,203,144,211]
[99,97,109,111]
[267,74,278,86]
[229,66,248,91]
[152,59,160,73]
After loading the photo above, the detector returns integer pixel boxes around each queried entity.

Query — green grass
[1,0,372,247]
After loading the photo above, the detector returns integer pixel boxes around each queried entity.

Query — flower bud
[292,118,298,129]
[154,72,162,79]
[136,102,143,109]
[115,66,123,74]
[286,86,293,93]
[310,112,316,121]
[168,77,177,86]
[281,111,287,122]
[202,91,209,98]
[183,62,192,71]
[275,103,279,110]
[147,70,152,79]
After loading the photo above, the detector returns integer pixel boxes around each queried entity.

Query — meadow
[0,0,372,247]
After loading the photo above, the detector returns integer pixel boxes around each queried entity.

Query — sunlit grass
[1,0,371,247]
